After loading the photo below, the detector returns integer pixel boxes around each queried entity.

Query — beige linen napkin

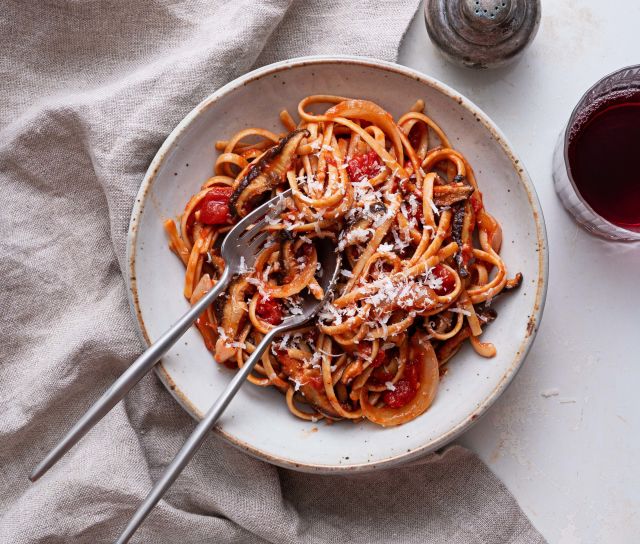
[0,1,546,542]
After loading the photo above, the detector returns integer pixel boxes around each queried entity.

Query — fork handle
[29,267,232,482]
[114,327,279,544]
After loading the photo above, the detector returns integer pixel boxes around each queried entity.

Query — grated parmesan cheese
[284,295,304,316]
[425,267,444,291]
[216,327,246,349]
[246,276,269,299]
[428,198,439,216]
[310,352,323,368]
[262,264,272,282]
[318,302,343,325]
[237,256,253,275]
[448,307,472,316]
[318,348,342,358]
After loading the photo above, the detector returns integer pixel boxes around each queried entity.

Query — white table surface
[399,2,640,543]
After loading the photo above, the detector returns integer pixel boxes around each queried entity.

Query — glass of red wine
[553,64,640,241]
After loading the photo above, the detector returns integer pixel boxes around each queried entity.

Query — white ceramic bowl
[127,56,548,473]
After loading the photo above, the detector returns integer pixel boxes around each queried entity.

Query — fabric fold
[0,0,545,542]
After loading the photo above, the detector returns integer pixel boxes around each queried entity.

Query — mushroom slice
[432,183,474,207]
[230,129,309,217]
[214,278,251,363]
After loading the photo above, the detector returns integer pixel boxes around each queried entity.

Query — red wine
[567,91,640,232]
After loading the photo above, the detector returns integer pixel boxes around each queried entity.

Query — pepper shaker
[424,0,541,69]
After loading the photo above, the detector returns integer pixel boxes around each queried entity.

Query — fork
[112,236,338,543]
[30,190,291,482]
[30,189,340,523]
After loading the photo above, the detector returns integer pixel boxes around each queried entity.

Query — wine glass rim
[561,63,640,241]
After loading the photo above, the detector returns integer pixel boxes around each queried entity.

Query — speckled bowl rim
[126,55,549,473]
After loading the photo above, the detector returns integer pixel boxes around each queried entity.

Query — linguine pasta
[164,96,522,427]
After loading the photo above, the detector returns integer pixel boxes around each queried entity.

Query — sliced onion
[190,274,213,304]
[360,334,439,427]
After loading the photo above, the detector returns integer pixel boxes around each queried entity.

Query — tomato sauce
[471,191,483,214]
[371,366,395,385]
[408,124,423,149]
[461,243,474,266]
[371,350,387,368]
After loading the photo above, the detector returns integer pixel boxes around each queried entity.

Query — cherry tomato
[199,186,233,225]
[371,359,395,384]
[404,360,420,384]
[255,296,283,325]
[306,374,324,391]
[382,360,420,408]
[431,264,455,296]
[382,380,415,408]
[347,150,382,182]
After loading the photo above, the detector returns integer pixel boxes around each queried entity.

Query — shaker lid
[425,0,541,68]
